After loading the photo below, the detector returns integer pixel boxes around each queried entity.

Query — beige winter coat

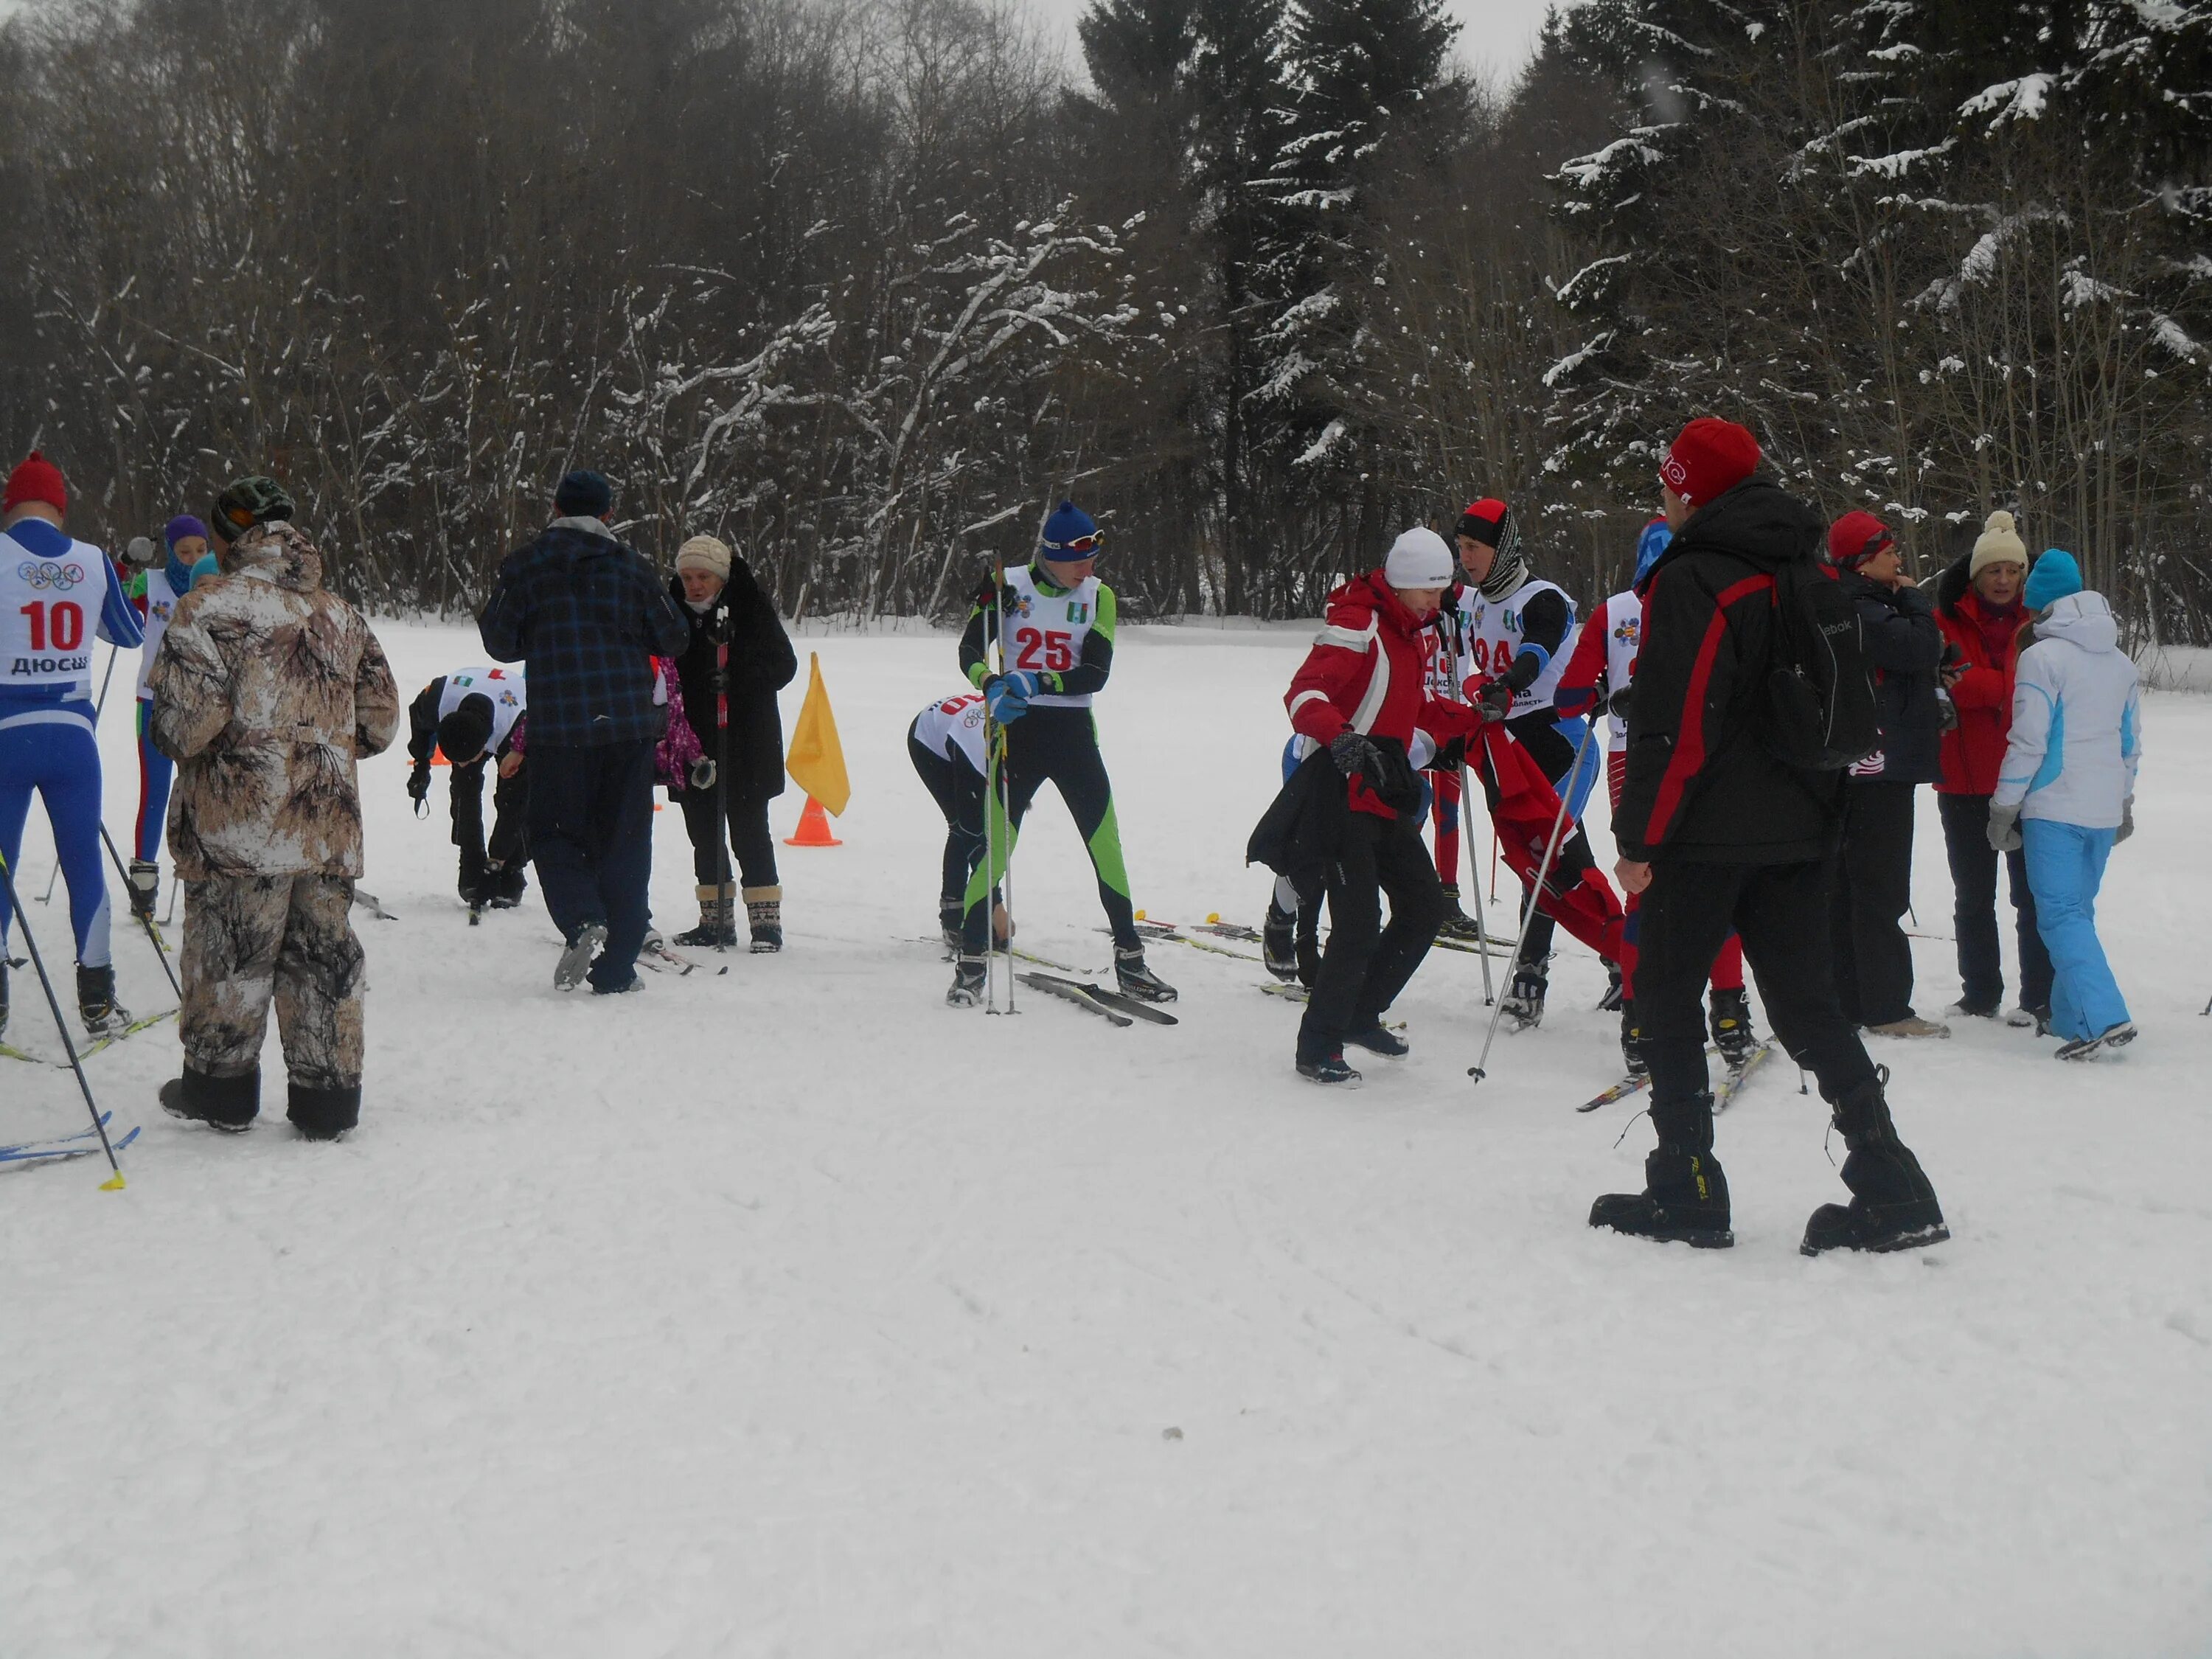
[147,522,400,880]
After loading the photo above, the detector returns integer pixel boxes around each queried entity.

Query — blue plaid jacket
[478,520,689,746]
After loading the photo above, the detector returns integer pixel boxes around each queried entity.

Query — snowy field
[5,618,2210,1658]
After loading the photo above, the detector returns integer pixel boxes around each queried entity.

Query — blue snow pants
[134,698,174,862]
[2021,818,2129,1042]
[0,701,112,967]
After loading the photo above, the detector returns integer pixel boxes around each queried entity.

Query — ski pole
[41,644,121,905]
[1457,762,1494,1006]
[0,849,125,1189]
[94,821,182,1002]
[712,608,734,951]
[990,556,1018,1015]
[1467,718,1596,1086]
[1451,634,1492,1005]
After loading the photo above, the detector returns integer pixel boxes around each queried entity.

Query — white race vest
[1591,590,1641,752]
[1453,577,1575,718]
[1001,567,1102,709]
[914,692,989,773]
[136,566,180,700]
[438,665,528,751]
[0,530,108,695]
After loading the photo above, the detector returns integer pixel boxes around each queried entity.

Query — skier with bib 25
[950,501,1173,1008]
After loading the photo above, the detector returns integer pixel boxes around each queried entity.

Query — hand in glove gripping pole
[1475,678,1515,723]
[986,669,1040,724]
[408,762,431,818]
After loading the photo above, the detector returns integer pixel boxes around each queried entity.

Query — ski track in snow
[4,620,2208,1657]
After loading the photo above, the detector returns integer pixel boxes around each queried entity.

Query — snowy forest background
[0,0,2205,636]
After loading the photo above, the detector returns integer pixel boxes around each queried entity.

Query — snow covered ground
[5,618,2209,1658]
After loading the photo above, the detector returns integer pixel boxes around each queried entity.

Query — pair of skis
[1017,972,1178,1029]
[1,1006,178,1068]
[0,1111,142,1168]
[1576,1040,1775,1113]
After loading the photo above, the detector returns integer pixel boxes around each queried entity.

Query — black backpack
[1761,557,1880,769]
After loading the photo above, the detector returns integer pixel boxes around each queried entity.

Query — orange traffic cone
[785,795,843,847]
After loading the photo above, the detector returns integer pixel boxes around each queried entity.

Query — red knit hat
[1827,509,1893,570]
[1658,419,1760,509]
[3,451,66,515]
[1458,497,1509,546]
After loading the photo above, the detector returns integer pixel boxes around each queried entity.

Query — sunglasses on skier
[1044,532,1102,557]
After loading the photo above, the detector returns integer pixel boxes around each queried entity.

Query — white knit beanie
[1969,510,2027,579]
[675,534,732,579]
[1384,526,1454,589]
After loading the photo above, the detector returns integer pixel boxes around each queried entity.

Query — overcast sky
[1035,0,1573,88]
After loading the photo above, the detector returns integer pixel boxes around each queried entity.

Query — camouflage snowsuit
[147,524,399,1130]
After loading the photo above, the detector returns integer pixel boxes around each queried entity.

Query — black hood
[1935,549,1975,619]
[1635,477,1822,594]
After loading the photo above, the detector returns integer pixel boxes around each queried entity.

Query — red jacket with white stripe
[1286,571,1479,819]
[1616,480,1843,864]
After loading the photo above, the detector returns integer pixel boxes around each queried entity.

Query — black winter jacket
[667,560,799,807]
[1617,478,1843,865]
[1841,570,1944,785]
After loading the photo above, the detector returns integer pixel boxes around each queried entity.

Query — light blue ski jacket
[1993,590,2140,829]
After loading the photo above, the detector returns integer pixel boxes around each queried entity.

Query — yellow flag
[785,651,852,816]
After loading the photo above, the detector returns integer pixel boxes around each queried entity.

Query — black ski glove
[1329,730,1381,780]
[1476,680,1514,723]
[407,763,431,816]
[1607,686,1633,720]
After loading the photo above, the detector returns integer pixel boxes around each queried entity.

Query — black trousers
[908,723,987,908]
[1638,857,1877,1134]
[676,782,778,890]
[527,739,656,992]
[1483,711,1595,973]
[1831,778,1919,1026]
[1937,792,2053,1015]
[1298,811,1447,1060]
[450,757,528,901]
[960,706,1136,955]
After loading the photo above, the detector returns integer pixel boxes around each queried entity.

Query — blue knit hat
[1632,518,1672,585]
[554,469,613,518]
[1040,501,1101,558]
[2023,547,2082,611]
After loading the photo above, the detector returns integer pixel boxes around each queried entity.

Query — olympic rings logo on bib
[16,560,86,591]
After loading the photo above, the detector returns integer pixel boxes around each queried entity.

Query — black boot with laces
[1590,1092,1732,1248]
[1801,1067,1948,1255]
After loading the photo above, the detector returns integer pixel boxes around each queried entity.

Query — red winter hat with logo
[4,451,66,515]
[1826,509,1893,570]
[1658,419,1760,509]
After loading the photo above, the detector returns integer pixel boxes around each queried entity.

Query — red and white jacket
[1286,571,1479,819]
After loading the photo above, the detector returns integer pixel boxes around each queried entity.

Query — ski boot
[1343,1018,1409,1058]
[1262,897,1300,984]
[745,886,784,953]
[939,899,964,956]
[554,922,608,991]
[77,964,131,1037]
[1590,1092,1732,1248]
[946,955,987,1007]
[161,1065,260,1134]
[675,884,737,948]
[1801,1066,1948,1254]
[1619,1000,1646,1077]
[1598,964,1624,1013]
[487,860,526,908]
[127,859,159,922]
[1295,1046,1362,1085]
[1708,986,1758,1068]
[1115,947,1178,1004]
[1500,962,1548,1031]
[2054,1021,2135,1061]
[1436,883,1483,943]
[2007,1005,2048,1033]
